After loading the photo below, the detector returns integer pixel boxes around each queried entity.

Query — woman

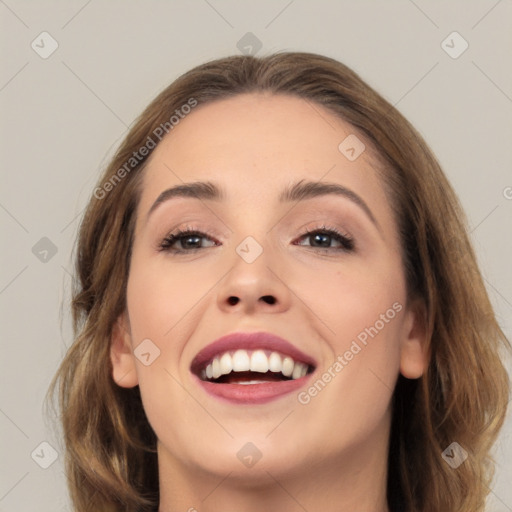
[48,52,510,512]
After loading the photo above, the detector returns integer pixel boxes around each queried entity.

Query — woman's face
[111,93,426,486]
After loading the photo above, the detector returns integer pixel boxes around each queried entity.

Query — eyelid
[158,221,356,255]
[158,225,220,252]
[293,224,355,252]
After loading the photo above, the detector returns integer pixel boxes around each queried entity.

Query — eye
[159,228,219,253]
[294,225,354,252]
[158,224,355,254]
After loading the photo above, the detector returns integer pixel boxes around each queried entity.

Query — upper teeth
[201,349,309,381]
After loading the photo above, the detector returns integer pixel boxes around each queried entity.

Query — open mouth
[195,349,314,384]
[190,331,317,404]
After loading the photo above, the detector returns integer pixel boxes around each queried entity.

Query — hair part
[47,51,510,512]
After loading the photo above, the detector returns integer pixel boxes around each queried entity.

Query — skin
[110,93,428,512]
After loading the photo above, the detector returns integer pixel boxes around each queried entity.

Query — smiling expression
[110,92,426,486]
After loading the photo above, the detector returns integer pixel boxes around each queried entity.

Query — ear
[110,312,139,388]
[399,298,429,379]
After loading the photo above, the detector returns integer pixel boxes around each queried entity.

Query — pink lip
[190,331,317,405]
[193,376,313,404]
[191,331,316,372]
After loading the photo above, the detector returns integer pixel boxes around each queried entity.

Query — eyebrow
[146,179,379,229]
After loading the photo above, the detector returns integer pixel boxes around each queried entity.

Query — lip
[193,376,313,404]
[190,331,317,405]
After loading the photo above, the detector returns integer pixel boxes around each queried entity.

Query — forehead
[152,93,375,164]
[137,93,392,224]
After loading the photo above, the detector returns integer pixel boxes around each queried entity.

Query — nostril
[227,296,239,305]
[261,296,276,305]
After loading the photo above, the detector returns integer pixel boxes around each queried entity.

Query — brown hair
[47,52,510,511]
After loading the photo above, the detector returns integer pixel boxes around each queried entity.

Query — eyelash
[158,224,355,255]
[299,225,355,252]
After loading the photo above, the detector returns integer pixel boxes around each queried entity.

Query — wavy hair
[47,51,510,512]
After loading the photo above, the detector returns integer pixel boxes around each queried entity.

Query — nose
[216,246,292,316]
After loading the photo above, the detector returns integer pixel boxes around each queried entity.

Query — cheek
[293,256,406,408]
[290,308,403,463]
[124,256,201,443]
[292,253,407,343]
[126,253,212,342]
[296,294,404,454]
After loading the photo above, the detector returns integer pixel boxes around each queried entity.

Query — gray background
[1,1,511,510]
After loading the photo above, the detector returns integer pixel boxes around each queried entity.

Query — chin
[176,436,310,483]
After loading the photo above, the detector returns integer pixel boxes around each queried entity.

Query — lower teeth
[206,370,293,384]
[200,368,312,383]
[237,380,274,385]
